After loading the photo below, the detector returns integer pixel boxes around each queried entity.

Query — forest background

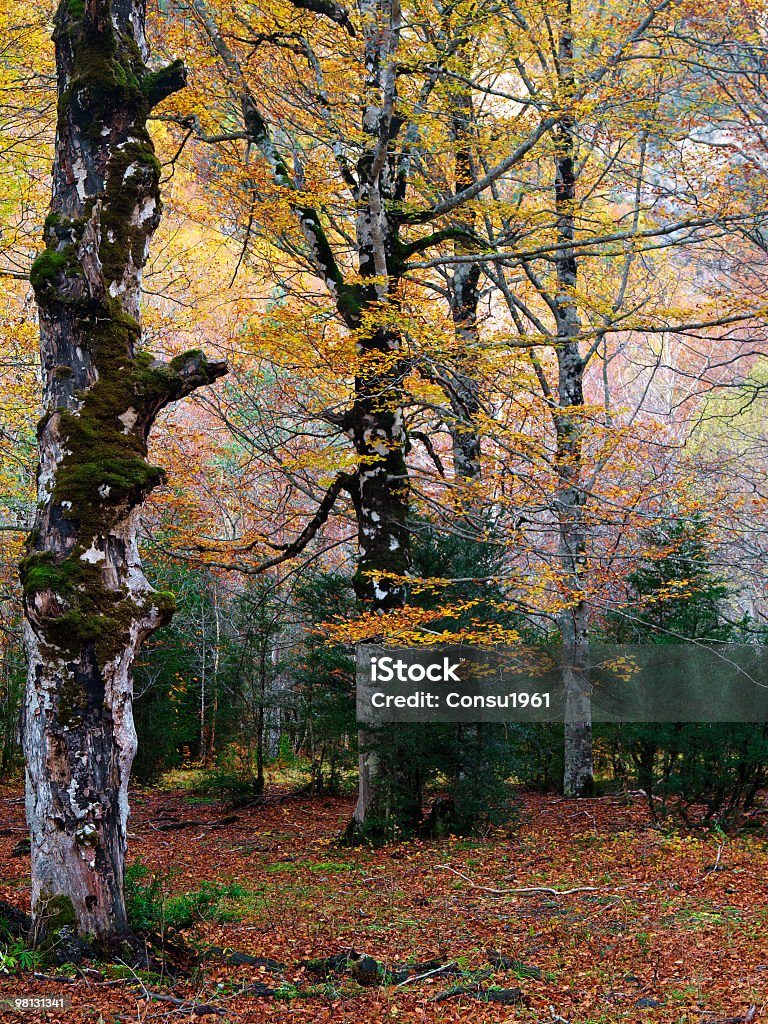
[2,0,768,822]
[0,0,767,958]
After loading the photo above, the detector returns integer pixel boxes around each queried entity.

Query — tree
[602,517,767,826]
[164,0,561,834]
[476,0,768,796]
[20,0,225,950]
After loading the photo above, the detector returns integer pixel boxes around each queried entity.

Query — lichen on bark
[21,0,225,954]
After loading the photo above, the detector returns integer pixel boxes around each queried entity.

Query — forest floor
[0,781,767,1023]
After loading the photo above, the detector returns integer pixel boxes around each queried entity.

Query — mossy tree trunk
[21,0,226,950]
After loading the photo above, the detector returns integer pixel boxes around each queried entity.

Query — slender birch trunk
[21,0,225,948]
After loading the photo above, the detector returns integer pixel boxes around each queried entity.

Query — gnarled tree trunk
[21,0,225,949]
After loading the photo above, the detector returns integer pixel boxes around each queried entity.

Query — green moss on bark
[29,247,77,298]
[169,348,202,369]
[62,15,145,135]
[19,551,88,598]
[154,590,177,618]
[65,0,85,20]
[39,894,77,931]
[23,344,211,669]
[23,0,206,682]
[43,211,63,235]
[100,136,161,287]
[337,283,363,322]
[20,548,154,667]
[34,892,97,963]
[142,59,186,108]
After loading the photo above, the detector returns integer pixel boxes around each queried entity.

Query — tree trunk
[209,580,220,765]
[553,0,593,798]
[347,338,419,836]
[199,601,207,762]
[345,0,420,837]
[561,588,593,797]
[256,642,267,792]
[447,66,482,489]
[447,276,483,486]
[346,312,417,839]
[21,0,225,950]
[347,328,410,612]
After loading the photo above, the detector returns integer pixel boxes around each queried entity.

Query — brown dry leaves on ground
[0,784,767,1023]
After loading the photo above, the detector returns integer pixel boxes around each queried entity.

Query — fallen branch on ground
[199,946,284,971]
[146,815,239,832]
[243,783,314,807]
[395,962,459,987]
[136,987,228,1017]
[699,1007,757,1024]
[429,975,524,1004]
[436,865,602,895]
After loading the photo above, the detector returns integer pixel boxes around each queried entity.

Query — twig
[136,989,228,1017]
[499,885,601,896]
[707,843,724,873]
[699,1008,757,1024]
[395,962,458,987]
[115,958,228,1017]
[436,865,601,896]
[142,815,239,832]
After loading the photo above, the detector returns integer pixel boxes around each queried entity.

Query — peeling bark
[21,0,226,949]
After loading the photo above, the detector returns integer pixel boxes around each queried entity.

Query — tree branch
[142,59,188,109]
[287,0,356,36]
[187,0,356,321]
[399,225,480,259]
[186,472,353,574]
[140,350,228,435]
